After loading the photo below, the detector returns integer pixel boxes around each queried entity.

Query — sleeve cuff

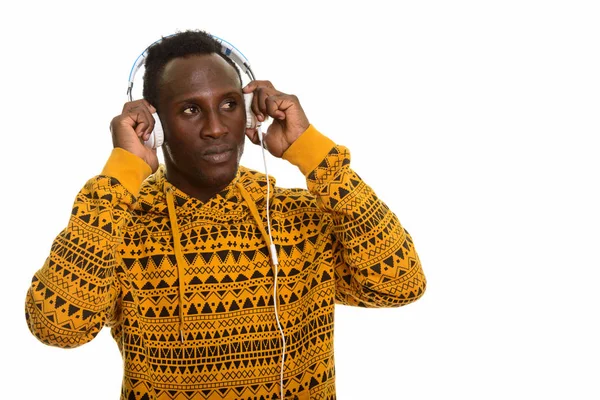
[100,148,152,196]
[282,125,336,176]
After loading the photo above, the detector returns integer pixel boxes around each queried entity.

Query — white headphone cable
[257,126,286,399]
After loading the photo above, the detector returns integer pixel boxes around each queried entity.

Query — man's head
[143,31,242,108]
[143,30,247,201]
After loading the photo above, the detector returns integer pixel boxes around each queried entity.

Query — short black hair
[142,30,242,108]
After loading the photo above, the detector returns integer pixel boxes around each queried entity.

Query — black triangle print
[141,281,155,290]
[258,246,269,257]
[55,296,66,309]
[101,222,113,233]
[383,255,394,267]
[282,245,293,256]
[44,288,55,300]
[216,250,229,262]
[370,263,381,274]
[395,248,406,260]
[183,253,197,266]
[82,309,93,320]
[251,269,264,279]
[244,250,256,261]
[228,300,240,312]
[159,307,170,317]
[321,270,332,282]
[67,304,80,316]
[156,280,170,288]
[188,304,198,315]
[123,291,134,302]
[201,303,212,314]
[200,252,213,264]
[189,276,202,285]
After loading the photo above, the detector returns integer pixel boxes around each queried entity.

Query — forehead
[159,54,241,100]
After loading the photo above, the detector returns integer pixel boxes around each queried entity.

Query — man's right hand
[110,100,159,172]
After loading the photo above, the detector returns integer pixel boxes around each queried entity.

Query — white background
[1,0,599,399]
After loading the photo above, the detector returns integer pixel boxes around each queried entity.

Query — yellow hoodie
[26,126,426,400]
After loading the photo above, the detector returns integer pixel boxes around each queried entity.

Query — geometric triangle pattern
[25,144,426,400]
[306,147,427,308]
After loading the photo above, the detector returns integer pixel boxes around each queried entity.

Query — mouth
[200,145,234,163]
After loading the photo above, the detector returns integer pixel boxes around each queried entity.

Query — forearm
[25,148,151,347]
[283,127,426,307]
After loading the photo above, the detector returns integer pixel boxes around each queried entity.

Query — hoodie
[26,126,426,400]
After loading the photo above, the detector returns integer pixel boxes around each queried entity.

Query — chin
[164,143,244,193]
[193,162,239,188]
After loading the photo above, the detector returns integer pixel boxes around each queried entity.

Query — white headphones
[126,34,258,149]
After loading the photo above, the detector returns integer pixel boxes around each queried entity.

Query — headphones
[126,34,258,149]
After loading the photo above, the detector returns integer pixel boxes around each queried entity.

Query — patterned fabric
[26,127,426,400]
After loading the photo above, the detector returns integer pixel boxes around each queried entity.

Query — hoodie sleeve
[25,148,151,348]
[283,126,426,307]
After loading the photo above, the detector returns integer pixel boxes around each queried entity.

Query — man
[25,30,426,400]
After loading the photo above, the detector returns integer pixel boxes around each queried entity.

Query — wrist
[282,125,336,176]
[101,148,152,196]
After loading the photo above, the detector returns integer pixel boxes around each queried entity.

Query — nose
[201,109,228,139]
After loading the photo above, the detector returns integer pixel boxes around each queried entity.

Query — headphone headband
[127,33,255,102]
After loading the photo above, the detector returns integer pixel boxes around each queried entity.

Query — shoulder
[238,165,318,210]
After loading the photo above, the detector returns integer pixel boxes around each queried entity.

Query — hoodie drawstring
[164,183,278,343]
[236,183,278,269]
[164,181,286,398]
[165,186,187,342]
[237,183,286,398]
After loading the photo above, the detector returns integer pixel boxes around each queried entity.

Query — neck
[164,167,233,203]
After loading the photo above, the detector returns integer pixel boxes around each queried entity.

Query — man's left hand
[243,80,310,158]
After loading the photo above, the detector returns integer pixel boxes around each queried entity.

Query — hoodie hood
[135,165,275,217]
[132,164,277,342]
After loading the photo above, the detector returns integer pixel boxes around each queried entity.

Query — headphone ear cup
[144,113,164,149]
[244,93,257,129]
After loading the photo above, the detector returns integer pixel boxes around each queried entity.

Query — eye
[183,105,199,114]
[222,100,237,110]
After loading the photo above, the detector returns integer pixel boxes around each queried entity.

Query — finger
[252,87,266,121]
[254,87,281,121]
[122,100,156,135]
[245,127,260,145]
[138,104,156,136]
[133,117,152,137]
[141,99,157,114]
[265,94,290,120]
[243,80,274,94]
[126,106,155,137]
[121,99,154,114]
[244,81,277,121]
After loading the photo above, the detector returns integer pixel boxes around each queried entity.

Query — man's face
[157,53,246,191]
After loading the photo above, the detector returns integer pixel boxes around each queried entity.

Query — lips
[200,145,234,163]
[202,144,232,155]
